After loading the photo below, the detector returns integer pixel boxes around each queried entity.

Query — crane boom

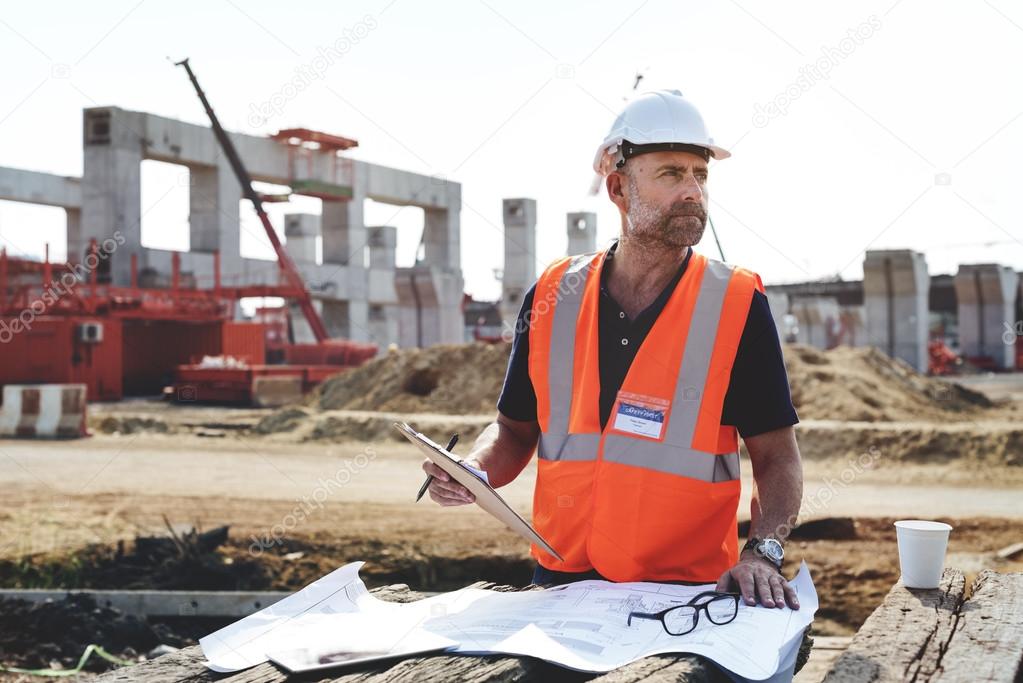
[174,58,330,343]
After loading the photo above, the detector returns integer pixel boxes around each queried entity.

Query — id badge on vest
[610,391,671,441]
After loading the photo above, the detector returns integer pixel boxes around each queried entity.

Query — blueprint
[201,561,818,680]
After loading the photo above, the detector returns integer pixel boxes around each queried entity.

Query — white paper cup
[894,520,953,589]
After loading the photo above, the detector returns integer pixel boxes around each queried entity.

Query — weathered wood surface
[96,581,811,682]
[936,571,1023,682]
[823,570,1023,682]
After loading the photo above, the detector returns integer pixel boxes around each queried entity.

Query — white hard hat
[592,89,730,175]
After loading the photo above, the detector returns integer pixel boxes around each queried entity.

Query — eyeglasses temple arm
[627,612,659,626]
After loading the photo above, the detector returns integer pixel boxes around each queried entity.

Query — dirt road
[1,432,1020,558]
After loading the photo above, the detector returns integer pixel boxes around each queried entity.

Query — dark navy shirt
[497,245,798,438]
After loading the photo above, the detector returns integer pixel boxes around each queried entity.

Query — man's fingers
[736,569,756,606]
[432,477,472,500]
[428,487,471,506]
[429,475,475,504]
[782,580,801,609]
[769,574,787,609]
[421,460,449,481]
[754,571,775,608]
[714,570,732,593]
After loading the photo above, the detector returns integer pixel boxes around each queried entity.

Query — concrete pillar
[395,265,464,347]
[501,198,537,329]
[368,302,398,349]
[764,288,790,342]
[65,208,81,264]
[863,249,929,372]
[423,182,461,269]
[321,195,365,266]
[189,162,241,275]
[320,299,357,341]
[791,297,840,349]
[367,225,397,268]
[838,306,866,346]
[366,227,398,347]
[81,107,144,284]
[566,211,597,255]
[284,214,319,264]
[954,264,1019,369]
[288,299,323,344]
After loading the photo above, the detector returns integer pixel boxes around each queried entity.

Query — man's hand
[421,459,478,506]
[715,552,800,609]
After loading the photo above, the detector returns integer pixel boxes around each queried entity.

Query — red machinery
[0,245,375,402]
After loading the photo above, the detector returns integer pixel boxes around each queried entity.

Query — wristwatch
[742,537,784,569]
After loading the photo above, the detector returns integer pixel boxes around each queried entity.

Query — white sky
[1,0,1021,301]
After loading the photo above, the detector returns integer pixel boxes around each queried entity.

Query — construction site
[1,7,1022,682]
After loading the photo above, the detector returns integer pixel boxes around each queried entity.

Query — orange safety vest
[528,247,763,583]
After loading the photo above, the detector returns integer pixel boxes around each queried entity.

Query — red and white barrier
[0,384,87,438]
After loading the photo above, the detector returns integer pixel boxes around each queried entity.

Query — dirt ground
[2,367,1022,677]
[2,418,1022,637]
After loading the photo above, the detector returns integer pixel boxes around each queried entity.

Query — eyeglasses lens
[663,605,698,635]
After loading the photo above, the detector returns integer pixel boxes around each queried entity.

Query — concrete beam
[0,167,81,209]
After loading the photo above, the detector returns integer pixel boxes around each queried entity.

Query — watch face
[762,539,784,563]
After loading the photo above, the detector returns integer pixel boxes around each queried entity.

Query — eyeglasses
[627,590,741,636]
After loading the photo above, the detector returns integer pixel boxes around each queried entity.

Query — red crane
[175,58,330,343]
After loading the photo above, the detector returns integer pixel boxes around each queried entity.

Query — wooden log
[823,569,966,682]
[932,570,1023,682]
[825,569,1023,682]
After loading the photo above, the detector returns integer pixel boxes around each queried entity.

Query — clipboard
[394,422,564,561]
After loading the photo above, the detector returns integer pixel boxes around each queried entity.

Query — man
[423,90,803,610]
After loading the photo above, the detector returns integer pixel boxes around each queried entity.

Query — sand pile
[254,341,1001,438]
[314,342,511,415]
[785,344,992,422]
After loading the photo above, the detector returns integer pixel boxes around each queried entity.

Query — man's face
[617,151,709,250]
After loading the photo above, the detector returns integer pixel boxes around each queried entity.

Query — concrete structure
[954,264,1019,369]
[0,106,466,348]
[284,214,318,265]
[838,306,866,347]
[863,249,930,372]
[566,211,597,255]
[791,297,840,349]
[500,198,537,330]
[764,288,790,342]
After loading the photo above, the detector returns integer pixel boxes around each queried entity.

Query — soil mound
[315,342,510,415]
[784,344,992,421]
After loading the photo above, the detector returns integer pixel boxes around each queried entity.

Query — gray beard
[625,190,707,250]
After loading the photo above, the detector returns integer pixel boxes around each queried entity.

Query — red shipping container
[221,322,266,365]
[0,316,122,401]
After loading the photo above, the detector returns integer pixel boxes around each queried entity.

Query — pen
[415,433,459,502]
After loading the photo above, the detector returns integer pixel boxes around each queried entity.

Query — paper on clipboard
[394,422,563,561]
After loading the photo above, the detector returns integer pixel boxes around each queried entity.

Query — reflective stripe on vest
[537,255,740,483]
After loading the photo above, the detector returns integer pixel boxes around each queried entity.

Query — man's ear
[606,172,628,212]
